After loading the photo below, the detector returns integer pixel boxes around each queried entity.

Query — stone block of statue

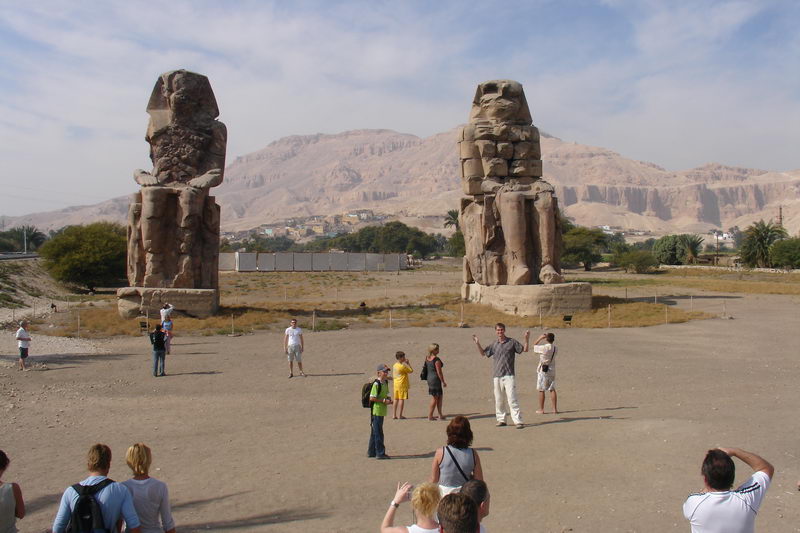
[127,69,226,290]
[458,79,563,286]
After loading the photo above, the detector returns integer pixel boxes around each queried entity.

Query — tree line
[8,216,800,292]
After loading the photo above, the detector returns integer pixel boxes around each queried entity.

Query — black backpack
[66,478,114,533]
[361,379,381,408]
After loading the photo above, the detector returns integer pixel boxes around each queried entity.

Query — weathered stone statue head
[468,80,532,125]
[146,70,219,134]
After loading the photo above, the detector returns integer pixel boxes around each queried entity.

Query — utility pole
[777,205,783,228]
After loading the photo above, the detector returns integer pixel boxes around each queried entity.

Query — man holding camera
[532,332,557,414]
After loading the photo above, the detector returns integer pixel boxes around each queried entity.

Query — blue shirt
[52,475,140,533]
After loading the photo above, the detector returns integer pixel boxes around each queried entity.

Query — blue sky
[0,0,798,217]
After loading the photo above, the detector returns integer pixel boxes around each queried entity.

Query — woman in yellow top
[392,351,413,419]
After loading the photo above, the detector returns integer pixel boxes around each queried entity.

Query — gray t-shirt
[484,338,524,377]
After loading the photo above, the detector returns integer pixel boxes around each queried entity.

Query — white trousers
[493,375,522,424]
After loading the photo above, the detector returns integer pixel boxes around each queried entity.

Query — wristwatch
[389,500,399,508]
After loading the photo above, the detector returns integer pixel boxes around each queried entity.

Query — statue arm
[189,122,227,189]
[134,169,160,186]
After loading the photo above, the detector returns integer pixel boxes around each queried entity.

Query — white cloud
[0,0,798,217]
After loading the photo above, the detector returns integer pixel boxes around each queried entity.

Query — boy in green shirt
[368,364,392,459]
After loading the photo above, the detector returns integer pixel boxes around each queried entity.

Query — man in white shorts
[683,447,773,533]
[532,332,557,414]
[283,318,305,378]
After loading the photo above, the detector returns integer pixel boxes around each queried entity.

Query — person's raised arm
[381,482,412,533]
[472,334,486,357]
[718,447,774,478]
[522,330,531,352]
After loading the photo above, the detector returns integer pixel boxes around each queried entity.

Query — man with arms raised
[472,323,529,429]
[683,447,774,533]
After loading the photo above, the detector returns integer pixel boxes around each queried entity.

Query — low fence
[219,252,409,272]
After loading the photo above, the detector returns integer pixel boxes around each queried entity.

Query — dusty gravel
[2,287,799,532]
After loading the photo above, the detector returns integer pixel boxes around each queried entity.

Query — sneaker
[516,423,524,429]
[496,421,507,427]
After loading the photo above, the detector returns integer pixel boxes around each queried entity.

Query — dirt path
[2,286,799,532]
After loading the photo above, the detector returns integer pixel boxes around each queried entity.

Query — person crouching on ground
[392,351,413,419]
[149,324,167,377]
[381,481,440,533]
[368,364,392,459]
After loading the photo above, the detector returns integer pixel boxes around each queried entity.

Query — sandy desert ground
[2,275,800,532]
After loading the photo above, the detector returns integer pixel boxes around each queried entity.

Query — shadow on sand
[179,508,330,531]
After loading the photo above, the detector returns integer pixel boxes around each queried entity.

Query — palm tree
[740,220,787,267]
[444,209,460,232]
[679,234,704,264]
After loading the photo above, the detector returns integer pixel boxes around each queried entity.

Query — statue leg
[495,189,531,285]
[126,192,144,286]
[534,192,564,284]
[140,187,170,287]
[174,188,205,287]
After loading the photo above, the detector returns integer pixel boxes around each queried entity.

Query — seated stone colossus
[127,69,227,291]
[458,79,564,286]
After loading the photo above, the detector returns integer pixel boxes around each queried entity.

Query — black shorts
[19,347,28,359]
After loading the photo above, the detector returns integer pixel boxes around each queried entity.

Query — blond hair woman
[381,482,440,533]
[121,444,175,533]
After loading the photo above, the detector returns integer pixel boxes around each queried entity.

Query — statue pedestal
[117,287,219,319]
[462,282,592,317]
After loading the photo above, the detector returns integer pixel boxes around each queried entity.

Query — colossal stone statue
[459,80,564,286]
[118,69,226,318]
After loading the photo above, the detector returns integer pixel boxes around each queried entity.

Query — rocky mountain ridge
[7,127,800,236]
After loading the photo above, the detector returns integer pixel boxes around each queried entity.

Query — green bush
[562,227,607,271]
[652,235,685,265]
[770,238,800,269]
[39,222,127,290]
[617,250,659,273]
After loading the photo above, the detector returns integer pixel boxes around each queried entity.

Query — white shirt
[159,305,174,323]
[533,342,556,372]
[284,326,303,346]
[683,471,771,533]
[16,327,30,348]
[121,477,175,533]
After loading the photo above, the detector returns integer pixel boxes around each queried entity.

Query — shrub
[770,238,800,269]
[616,250,659,273]
[653,235,685,265]
[39,222,127,290]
